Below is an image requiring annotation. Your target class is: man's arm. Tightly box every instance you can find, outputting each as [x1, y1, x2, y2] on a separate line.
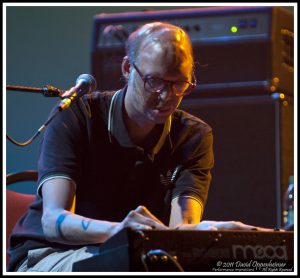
[169, 197, 282, 231]
[41, 178, 117, 244]
[169, 196, 203, 228]
[41, 178, 168, 245]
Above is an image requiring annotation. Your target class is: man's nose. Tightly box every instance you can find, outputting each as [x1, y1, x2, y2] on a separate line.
[158, 84, 176, 101]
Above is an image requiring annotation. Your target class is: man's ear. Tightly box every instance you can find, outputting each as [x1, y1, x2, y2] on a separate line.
[121, 56, 131, 79]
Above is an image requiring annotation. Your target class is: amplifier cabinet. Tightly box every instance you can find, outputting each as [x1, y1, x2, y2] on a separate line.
[91, 6, 293, 96]
[180, 94, 293, 227]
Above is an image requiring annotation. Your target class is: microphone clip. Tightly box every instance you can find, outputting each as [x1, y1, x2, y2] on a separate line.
[42, 85, 64, 98]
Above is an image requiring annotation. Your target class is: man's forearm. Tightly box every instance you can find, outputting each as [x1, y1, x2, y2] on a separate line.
[42, 209, 118, 245]
[169, 196, 203, 228]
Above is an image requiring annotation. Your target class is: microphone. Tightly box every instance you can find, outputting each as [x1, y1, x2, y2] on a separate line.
[7, 74, 97, 147]
[59, 74, 97, 110]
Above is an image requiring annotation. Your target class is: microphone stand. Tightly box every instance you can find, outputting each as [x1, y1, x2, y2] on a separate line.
[6, 84, 66, 146]
[6, 84, 64, 97]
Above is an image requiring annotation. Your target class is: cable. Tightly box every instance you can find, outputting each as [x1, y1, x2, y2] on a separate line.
[6, 84, 65, 146]
[140, 254, 149, 272]
[141, 249, 184, 272]
[6, 108, 61, 147]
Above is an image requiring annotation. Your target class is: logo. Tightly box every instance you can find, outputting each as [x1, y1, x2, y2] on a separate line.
[232, 245, 288, 260]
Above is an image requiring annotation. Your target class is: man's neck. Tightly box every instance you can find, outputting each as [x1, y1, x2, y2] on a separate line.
[123, 107, 155, 146]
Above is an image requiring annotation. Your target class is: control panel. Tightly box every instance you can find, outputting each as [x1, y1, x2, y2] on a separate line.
[95, 10, 271, 48]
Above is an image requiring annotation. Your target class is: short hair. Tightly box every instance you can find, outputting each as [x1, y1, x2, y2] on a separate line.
[125, 22, 194, 67]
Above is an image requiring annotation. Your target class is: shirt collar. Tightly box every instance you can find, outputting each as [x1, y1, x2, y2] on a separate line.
[108, 87, 172, 159]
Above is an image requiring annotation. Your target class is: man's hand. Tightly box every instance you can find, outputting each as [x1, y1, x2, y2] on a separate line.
[175, 220, 284, 231]
[110, 205, 169, 237]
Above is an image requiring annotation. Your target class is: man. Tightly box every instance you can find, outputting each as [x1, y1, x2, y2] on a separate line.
[7, 22, 264, 272]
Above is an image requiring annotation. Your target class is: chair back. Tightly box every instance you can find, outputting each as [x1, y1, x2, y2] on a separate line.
[6, 171, 37, 266]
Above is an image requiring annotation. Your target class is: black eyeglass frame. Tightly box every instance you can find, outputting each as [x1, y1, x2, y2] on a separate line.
[132, 62, 197, 97]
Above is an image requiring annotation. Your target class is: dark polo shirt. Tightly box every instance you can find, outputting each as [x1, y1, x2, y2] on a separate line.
[8, 87, 214, 271]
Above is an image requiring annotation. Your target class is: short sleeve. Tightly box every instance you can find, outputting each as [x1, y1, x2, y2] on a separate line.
[172, 129, 214, 208]
[37, 99, 88, 189]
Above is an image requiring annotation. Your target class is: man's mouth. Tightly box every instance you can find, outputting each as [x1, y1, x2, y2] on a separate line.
[153, 106, 173, 116]
[155, 106, 173, 113]
[156, 107, 171, 112]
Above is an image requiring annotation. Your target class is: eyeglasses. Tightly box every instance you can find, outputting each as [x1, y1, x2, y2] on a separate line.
[132, 62, 197, 97]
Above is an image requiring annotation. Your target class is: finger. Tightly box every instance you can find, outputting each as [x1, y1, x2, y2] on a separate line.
[196, 221, 218, 230]
[135, 205, 161, 222]
[132, 223, 152, 230]
[214, 221, 265, 230]
[213, 221, 246, 230]
[199, 220, 217, 226]
[197, 221, 239, 230]
[252, 226, 283, 232]
[135, 206, 167, 227]
[208, 226, 218, 231]
[174, 224, 197, 230]
[128, 209, 168, 230]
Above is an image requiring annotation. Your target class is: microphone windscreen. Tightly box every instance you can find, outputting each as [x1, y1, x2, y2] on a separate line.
[76, 74, 97, 92]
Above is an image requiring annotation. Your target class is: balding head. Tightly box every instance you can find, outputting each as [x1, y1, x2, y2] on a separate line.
[126, 22, 194, 74]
